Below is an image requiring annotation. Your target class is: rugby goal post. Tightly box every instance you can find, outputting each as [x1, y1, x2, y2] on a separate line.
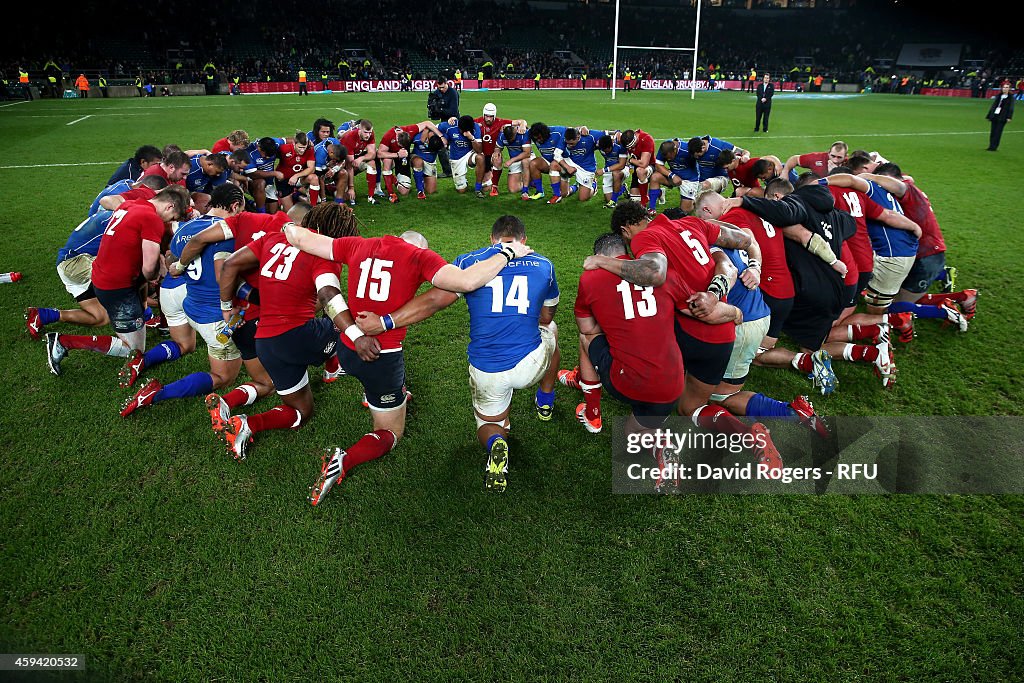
[611, 0, 702, 100]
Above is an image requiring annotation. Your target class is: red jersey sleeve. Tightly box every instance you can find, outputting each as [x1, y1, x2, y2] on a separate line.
[140, 211, 165, 244]
[797, 153, 818, 167]
[311, 255, 341, 282]
[630, 229, 664, 259]
[119, 187, 156, 203]
[330, 236, 363, 263]
[573, 274, 595, 319]
[417, 248, 449, 283]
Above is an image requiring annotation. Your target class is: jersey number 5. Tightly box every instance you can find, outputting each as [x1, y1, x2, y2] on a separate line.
[356, 258, 394, 302]
[260, 243, 300, 281]
[679, 230, 710, 265]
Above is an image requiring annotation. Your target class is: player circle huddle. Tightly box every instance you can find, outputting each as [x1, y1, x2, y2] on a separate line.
[25, 113, 978, 502]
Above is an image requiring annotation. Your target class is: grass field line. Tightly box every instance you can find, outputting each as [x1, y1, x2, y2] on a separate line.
[0, 99, 32, 108]
[66, 115, 93, 126]
[336, 107, 359, 116]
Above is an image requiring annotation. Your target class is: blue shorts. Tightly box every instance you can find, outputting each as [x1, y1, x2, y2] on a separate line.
[337, 344, 407, 411]
[901, 252, 946, 294]
[94, 285, 145, 333]
[589, 334, 675, 429]
[256, 317, 340, 395]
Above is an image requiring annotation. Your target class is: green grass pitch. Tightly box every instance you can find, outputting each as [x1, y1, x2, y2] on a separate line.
[0, 90, 1021, 680]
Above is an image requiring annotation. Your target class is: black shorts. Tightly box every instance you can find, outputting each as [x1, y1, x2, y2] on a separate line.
[902, 252, 946, 294]
[275, 179, 300, 199]
[783, 303, 836, 351]
[857, 270, 872, 297]
[844, 283, 858, 308]
[233, 316, 258, 361]
[589, 334, 675, 429]
[674, 322, 733, 387]
[75, 283, 97, 303]
[255, 318, 340, 396]
[94, 285, 145, 333]
[337, 344, 408, 411]
[761, 293, 793, 339]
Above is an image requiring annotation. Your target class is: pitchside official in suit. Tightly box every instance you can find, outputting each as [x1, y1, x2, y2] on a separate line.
[755, 73, 775, 133]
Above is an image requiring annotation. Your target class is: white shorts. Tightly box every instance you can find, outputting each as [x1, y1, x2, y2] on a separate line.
[723, 315, 771, 381]
[468, 323, 556, 417]
[414, 158, 436, 177]
[678, 179, 701, 201]
[264, 182, 279, 202]
[396, 173, 411, 190]
[56, 254, 94, 298]
[507, 160, 523, 175]
[159, 283, 189, 327]
[187, 314, 241, 361]
[450, 154, 476, 190]
[602, 166, 631, 194]
[868, 255, 916, 297]
[573, 168, 596, 192]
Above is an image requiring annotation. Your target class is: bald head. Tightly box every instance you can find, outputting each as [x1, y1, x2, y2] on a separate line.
[694, 189, 727, 220]
[400, 230, 429, 249]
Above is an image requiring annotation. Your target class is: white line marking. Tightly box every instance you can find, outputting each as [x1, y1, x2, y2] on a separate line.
[0, 100, 31, 108]
[336, 107, 359, 116]
[66, 115, 93, 126]
[0, 161, 119, 170]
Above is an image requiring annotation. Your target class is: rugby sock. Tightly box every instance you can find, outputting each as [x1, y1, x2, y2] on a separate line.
[918, 292, 968, 305]
[567, 184, 578, 197]
[532, 178, 544, 194]
[550, 173, 561, 197]
[536, 388, 555, 408]
[648, 188, 662, 210]
[638, 183, 649, 206]
[486, 433, 504, 453]
[153, 372, 213, 404]
[257, 207, 267, 214]
[58, 334, 131, 357]
[414, 170, 425, 193]
[746, 393, 793, 419]
[248, 404, 302, 433]
[383, 172, 395, 194]
[888, 302, 947, 319]
[848, 324, 881, 342]
[693, 405, 748, 435]
[611, 188, 623, 202]
[475, 181, 482, 192]
[491, 169, 502, 185]
[580, 381, 602, 421]
[791, 353, 814, 373]
[38, 308, 60, 325]
[343, 429, 397, 470]
[308, 185, 320, 205]
[366, 173, 378, 197]
[143, 306, 154, 321]
[142, 341, 181, 370]
[324, 355, 341, 374]
[841, 344, 879, 363]
[223, 383, 259, 409]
